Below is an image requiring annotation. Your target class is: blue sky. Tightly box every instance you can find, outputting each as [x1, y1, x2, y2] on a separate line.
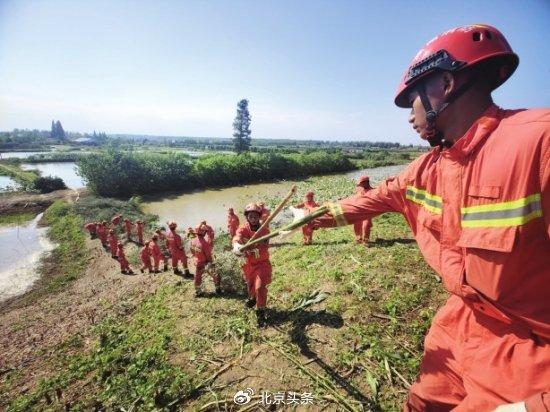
[0, 0, 548, 144]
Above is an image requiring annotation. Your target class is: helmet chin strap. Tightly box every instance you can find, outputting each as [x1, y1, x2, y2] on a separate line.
[417, 75, 477, 148]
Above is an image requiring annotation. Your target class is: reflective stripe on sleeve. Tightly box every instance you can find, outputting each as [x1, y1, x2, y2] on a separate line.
[405, 186, 442, 214]
[461, 193, 542, 228]
[327, 203, 348, 227]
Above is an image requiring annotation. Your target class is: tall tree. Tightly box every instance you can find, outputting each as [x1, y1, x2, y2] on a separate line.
[232, 99, 252, 154]
[55, 120, 66, 141]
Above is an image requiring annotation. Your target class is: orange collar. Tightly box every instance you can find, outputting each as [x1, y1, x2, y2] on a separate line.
[448, 104, 502, 157]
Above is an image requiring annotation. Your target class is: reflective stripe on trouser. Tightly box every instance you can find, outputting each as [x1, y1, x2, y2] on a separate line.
[461, 193, 542, 228]
[405, 186, 442, 214]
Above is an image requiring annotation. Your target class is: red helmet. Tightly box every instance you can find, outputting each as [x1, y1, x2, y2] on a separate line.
[395, 24, 518, 108]
[244, 202, 262, 216]
[356, 175, 370, 186]
[305, 191, 314, 199]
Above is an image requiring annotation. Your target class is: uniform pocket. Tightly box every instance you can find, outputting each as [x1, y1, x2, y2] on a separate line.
[456, 226, 517, 253]
[467, 185, 501, 199]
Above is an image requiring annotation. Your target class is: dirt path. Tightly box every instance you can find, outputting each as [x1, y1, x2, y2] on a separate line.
[0, 237, 175, 404]
[0, 188, 86, 215]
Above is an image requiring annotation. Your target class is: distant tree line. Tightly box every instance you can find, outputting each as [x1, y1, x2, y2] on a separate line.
[77, 150, 355, 197]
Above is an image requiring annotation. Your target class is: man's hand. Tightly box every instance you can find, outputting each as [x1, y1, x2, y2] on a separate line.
[493, 401, 527, 412]
[232, 242, 244, 256]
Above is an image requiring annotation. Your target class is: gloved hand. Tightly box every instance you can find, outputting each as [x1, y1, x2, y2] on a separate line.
[232, 242, 244, 256]
[493, 402, 527, 412]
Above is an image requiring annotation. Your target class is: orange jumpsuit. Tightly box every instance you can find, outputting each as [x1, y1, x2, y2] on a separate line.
[233, 223, 272, 308]
[148, 239, 166, 271]
[107, 232, 119, 258]
[117, 245, 130, 272]
[139, 243, 152, 272]
[111, 215, 122, 227]
[136, 221, 145, 245]
[166, 229, 188, 271]
[204, 224, 215, 246]
[96, 223, 108, 247]
[84, 222, 96, 239]
[315, 106, 550, 411]
[227, 212, 240, 238]
[295, 200, 319, 244]
[353, 186, 373, 244]
[124, 220, 134, 239]
[190, 235, 218, 288]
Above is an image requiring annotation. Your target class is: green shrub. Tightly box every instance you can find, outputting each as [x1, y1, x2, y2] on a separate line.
[78, 150, 354, 197]
[33, 176, 67, 193]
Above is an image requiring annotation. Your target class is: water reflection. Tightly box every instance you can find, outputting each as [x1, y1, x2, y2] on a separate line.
[0, 214, 55, 301]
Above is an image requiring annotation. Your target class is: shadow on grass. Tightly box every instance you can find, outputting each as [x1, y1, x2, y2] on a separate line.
[370, 237, 416, 247]
[267, 308, 376, 410]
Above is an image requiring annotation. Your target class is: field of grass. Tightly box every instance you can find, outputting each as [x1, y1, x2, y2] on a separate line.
[0, 212, 35, 226]
[4, 174, 447, 411]
[0, 161, 39, 189]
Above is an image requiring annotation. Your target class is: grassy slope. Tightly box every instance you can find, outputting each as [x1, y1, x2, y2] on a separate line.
[0, 161, 39, 187]
[6, 175, 447, 411]
[0, 212, 35, 226]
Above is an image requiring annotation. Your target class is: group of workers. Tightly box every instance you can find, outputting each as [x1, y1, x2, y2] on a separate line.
[80, 23, 548, 410]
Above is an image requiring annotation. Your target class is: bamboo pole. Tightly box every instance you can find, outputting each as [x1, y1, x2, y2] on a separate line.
[241, 185, 297, 248]
[240, 205, 329, 251]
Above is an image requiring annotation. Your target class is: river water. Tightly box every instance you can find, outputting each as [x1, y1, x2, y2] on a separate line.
[0, 214, 55, 302]
[0, 175, 20, 192]
[0, 151, 50, 159]
[142, 164, 407, 232]
[21, 162, 85, 189]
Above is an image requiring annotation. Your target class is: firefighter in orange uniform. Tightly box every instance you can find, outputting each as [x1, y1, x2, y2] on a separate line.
[190, 223, 220, 297]
[149, 234, 168, 273]
[312, 24, 550, 411]
[107, 229, 119, 259]
[96, 221, 108, 249]
[232, 203, 272, 328]
[294, 191, 319, 245]
[124, 218, 134, 241]
[111, 214, 122, 228]
[227, 208, 240, 238]
[166, 221, 191, 278]
[353, 175, 373, 245]
[200, 220, 215, 246]
[135, 220, 145, 245]
[116, 242, 133, 275]
[84, 222, 97, 239]
[139, 241, 153, 274]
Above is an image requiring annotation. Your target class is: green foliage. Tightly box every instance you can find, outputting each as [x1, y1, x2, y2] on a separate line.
[0, 161, 39, 190]
[78, 150, 354, 197]
[0, 212, 35, 226]
[33, 176, 67, 193]
[9, 288, 194, 411]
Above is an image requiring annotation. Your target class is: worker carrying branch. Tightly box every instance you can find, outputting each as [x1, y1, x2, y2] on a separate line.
[233, 203, 272, 328]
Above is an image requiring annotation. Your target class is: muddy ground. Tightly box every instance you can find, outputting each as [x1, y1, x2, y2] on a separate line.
[0, 188, 85, 216]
